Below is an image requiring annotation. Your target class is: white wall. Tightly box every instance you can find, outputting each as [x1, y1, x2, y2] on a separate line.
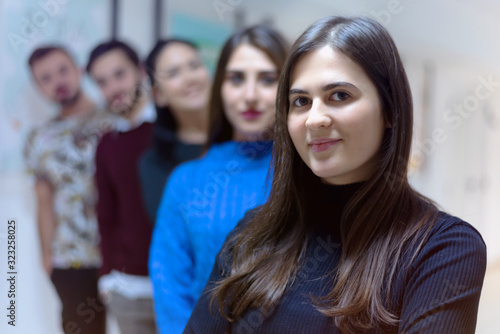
[117, 0, 155, 59]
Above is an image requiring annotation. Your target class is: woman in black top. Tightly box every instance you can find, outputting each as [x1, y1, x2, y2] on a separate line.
[184, 16, 487, 333]
[139, 39, 211, 222]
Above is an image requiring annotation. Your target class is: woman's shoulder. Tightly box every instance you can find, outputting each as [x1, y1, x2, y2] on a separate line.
[410, 211, 487, 271]
[170, 141, 269, 178]
[233, 206, 262, 231]
[206, 140, 273, 159]
[429, 211, 486, 246]
[168, 158, 201, 180]
[164, 149, 219, 186]
[204, 141, 239, 158]
[215, 206, 263, 271]
[218, 207, 262, 248]
[171, 142, 234, 169]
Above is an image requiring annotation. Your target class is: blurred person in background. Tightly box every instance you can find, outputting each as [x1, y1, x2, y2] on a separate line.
[87, 40, 156, 334]
[149, 25, 289, 334]
[185, 16, 487, 333]
[139, 39, 211, 223]
[24, 45, 108, 334]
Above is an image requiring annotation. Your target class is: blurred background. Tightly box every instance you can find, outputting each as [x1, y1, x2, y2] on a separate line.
[0, 0, 499, 333]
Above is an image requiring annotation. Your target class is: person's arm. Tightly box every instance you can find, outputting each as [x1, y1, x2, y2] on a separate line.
[34, 179, 57, 276]
[94, 139, 118, 277]
[182, 246, 232, 334]
[138, 150, 166, 224]
[149, 166, 199, 334]
[399, 219, 487, 333]
[183, 209, 259, 333]
[24, 129, 57, 276]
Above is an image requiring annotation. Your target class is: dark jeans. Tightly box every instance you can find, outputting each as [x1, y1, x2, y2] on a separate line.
[51, 268, 106, 334]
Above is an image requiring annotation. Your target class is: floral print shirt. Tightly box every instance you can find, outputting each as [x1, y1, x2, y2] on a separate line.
[24, 110, 116, 269]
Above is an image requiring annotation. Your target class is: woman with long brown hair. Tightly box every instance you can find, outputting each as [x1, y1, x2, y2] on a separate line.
[149, 25, 288, 333]
[184, 16, 487, 333]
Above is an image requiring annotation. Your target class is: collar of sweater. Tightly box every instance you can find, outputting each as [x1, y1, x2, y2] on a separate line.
[208, 140, 274, 160]
[305, 180, 364, 237]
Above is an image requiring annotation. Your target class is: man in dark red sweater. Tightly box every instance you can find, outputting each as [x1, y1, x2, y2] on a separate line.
[87, 41, 156, 334]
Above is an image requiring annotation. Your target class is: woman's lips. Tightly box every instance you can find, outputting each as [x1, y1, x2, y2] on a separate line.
[309, 139, 341, 153]
[241, 109, 262, 120]
[184, 86, 203, 97]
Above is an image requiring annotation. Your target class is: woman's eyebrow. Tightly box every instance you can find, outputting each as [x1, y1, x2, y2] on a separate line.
[322, 81, 357, 92]
[288, 88, 308, 96]
[258, 70, 278, 75]
[289, 82, 358, 97]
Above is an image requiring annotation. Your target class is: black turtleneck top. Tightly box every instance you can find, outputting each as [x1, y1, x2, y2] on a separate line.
[184, 182, 487, 333]
[138, 125, 203, 223]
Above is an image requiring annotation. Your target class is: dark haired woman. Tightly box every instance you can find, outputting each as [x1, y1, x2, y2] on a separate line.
[185, 16, 487, 333]
[139, 39, 211, 222]
[149, 25, 289, 333]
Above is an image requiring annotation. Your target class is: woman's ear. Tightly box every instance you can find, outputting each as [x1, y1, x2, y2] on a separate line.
[153, 85, 168, 107]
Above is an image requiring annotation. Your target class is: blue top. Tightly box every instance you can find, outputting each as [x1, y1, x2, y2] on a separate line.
[149, 140, 273, 334]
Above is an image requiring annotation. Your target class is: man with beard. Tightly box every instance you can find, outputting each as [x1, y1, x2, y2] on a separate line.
[24, 46, 108, 334]
[86, 40, 156, 334]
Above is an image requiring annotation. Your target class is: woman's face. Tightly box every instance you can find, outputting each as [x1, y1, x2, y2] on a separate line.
[221, 44, 279, 141]
[287, 46, 386, 185]
[154, 43, 210, 113]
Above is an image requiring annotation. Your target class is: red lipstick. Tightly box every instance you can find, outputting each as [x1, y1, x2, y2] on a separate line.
[241, 109, 262, 120]
[309, 138, 341, 153]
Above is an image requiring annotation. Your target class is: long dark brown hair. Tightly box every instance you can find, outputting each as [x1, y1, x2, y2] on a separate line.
[212, 16, 439, 332]
[206, 25, 289, 146]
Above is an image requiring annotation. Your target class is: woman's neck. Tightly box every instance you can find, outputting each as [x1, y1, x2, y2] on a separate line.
[175, 108, 208, 144]
[305, 180, 365, 235]
[233, 127, 273, 142]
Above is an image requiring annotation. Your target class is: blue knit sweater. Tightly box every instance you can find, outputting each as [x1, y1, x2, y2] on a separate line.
[149, 140, 273, 334]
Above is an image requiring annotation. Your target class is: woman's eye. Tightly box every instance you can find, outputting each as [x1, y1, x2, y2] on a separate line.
[166, 69, 179, 78]
[292, 97, 310, 107]
[190, 61, 202, 70]
[260, 74, 278, 85]
[331, 91, 350, 101]
[116, 71, 125, 79]
[227, 73, 244, 85]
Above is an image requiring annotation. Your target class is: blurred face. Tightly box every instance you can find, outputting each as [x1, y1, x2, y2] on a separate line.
[288, 46, 386, 185]
[90, 49, 142, 116]
[154, 43, 210, 113]
[31, 50, 81, 106]
[221, 44, 278, 141]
